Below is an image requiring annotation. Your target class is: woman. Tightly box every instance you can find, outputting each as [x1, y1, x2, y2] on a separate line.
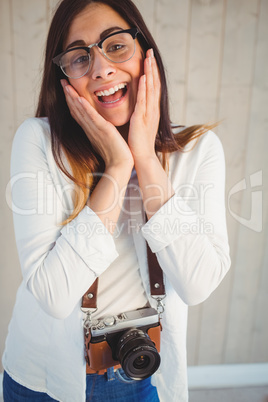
[2, 0, 231, 401]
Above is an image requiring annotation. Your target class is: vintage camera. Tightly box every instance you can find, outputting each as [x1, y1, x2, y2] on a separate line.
[86, 307, 161, 380]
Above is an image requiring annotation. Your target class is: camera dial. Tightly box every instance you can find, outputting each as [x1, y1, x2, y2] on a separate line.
[103, 316, 115, 326]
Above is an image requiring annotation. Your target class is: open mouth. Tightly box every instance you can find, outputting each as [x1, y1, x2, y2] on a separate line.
[95, 83, 128, 104]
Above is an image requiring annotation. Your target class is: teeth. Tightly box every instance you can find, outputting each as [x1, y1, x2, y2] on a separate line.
[96, 83, 127, 97]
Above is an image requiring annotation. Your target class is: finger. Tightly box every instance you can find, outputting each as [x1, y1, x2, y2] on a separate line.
[145, 50, 153, 91]
[61, 80, 79, 101]
[63, 90, 81, 122]
[61, 80, 78, 109]
[76, 96, 110, 129]
[133, 74, 146, 116]
[60, 79, 69, 89]
[144, 50, 156, 115]
[152, 52, 161, 92]
[61, 83, 99, 125]
[60, 82, 93, 126]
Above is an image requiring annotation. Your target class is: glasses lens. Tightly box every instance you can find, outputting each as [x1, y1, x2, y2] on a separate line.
[102, 32, 135, 63]
[60, 49, 89, 79]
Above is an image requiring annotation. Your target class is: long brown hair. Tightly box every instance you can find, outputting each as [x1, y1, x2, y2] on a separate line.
[36, 0, 216, 223]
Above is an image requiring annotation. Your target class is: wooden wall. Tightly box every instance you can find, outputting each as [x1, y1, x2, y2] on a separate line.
[0, 0, 267, 370]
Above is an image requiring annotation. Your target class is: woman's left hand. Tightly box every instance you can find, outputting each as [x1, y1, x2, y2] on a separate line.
[128, 48, 161, 162]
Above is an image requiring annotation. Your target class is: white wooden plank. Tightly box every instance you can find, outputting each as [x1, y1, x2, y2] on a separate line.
[185, 0, 225, 125]
[154, 0, 191, 123]
[0, 0, 16, 135]
[11, 0, 47, 127]
[228, 0, 268, 363]
[217, 0, 261, 169]
[133, 0, 156, 34]
[49, 0, 60, 13]
[217, 0, 261, 173]
[251, 229, 268, 362]
[215, 0, 259, 365]
[222, 0, 266, 364]
[197, 273, 232, 365]
[0, 0, 22, 373]
[187, 304, 203, 365]
[188, 363, 268, 389]
[48, 0, 60, 24]
[184, 0, 230, 366]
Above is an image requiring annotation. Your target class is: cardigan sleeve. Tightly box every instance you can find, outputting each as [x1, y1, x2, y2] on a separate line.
[10, 118, 118, 319]
[141, 131, 231, 306]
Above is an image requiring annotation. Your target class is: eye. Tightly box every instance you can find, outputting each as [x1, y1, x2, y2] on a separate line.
[106, 43, 126, 53]
[73, 54, 89, 65]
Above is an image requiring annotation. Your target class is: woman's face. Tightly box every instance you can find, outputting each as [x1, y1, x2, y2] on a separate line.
[64, 3, 144, 127]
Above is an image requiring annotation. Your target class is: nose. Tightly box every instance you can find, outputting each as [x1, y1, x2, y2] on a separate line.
[90, 47, 116, 80]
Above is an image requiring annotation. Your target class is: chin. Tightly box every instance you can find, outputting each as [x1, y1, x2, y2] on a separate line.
[101, 111, 132, 128]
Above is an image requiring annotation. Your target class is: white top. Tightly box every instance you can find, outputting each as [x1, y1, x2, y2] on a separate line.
[2, 117, 231, 402]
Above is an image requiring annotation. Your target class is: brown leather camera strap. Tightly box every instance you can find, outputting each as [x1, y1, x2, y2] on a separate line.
[82, 277, 99, 310]
[146, 242, 165, 297]
[82, 242, 165, 309]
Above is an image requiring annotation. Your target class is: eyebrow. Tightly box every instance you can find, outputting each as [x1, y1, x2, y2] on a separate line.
[65, 26, 125, 51]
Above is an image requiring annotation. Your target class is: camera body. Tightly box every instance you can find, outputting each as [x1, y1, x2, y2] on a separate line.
[86, 307, 161, 380]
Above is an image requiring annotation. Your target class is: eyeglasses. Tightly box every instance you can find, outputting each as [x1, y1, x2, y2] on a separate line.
[52, 28, 139, 79]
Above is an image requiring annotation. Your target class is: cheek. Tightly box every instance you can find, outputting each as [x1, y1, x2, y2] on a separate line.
[130, 54, 144, 96]
[131, 76, 140, 100]
[134, 51, 145, 76]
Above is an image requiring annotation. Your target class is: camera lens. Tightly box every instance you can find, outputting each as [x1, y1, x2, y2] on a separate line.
[133, 355, 150, 369]
[115, 328, 160, 380]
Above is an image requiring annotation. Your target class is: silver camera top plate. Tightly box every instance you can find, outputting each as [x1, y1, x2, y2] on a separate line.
[90, 307, 159, 337]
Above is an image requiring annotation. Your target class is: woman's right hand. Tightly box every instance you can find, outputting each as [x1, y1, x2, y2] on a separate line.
[61, 79, 134, 170]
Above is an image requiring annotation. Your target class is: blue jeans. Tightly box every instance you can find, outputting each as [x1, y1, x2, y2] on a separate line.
[3, 369, 159, 401]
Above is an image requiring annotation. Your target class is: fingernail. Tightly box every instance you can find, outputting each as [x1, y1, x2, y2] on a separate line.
[150, 48, 154, 58]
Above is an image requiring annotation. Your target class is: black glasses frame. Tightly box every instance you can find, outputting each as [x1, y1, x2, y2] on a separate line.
[52, 28, 139, 74]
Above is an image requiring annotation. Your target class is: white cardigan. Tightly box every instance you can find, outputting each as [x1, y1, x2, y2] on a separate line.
[2, 117, 231, 402]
